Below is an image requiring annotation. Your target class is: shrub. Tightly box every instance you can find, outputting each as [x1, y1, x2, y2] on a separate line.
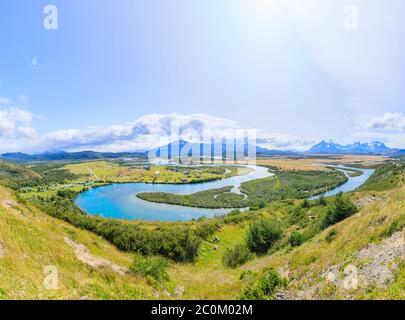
[222, 243, 251, 268]
[130, 256, 169, 283]
[258, 201, 266, 209]
[239, 268, 287, 300]
[35, 193, 200, 262]
[289, 206, 305, 225]
[195, 222, 217, 240]
[380, 215, 405, 238]
[317, 195, 327, 206]
[288, 231, 304, 247]
[246, 219, 282, 254]
[321, 192, 358, 229]
[301, 199, 310, 208]
[325, 229, 338, 243]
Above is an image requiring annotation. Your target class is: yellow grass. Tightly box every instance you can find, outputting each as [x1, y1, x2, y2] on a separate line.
[0, 186, 155, 300]
[256, 155, 387, 171]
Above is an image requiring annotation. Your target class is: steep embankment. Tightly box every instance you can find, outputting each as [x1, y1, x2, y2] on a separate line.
[243, 186, 405, 299]
[0, 186, 155, 299]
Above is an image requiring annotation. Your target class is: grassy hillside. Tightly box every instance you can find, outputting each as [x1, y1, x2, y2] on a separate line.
[241, 185, 405, 299]
[0, 186, 155, 299]
[0, 160, 42, 189]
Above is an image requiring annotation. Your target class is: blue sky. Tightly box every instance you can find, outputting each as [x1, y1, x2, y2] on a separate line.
[0, 0, 404, 152]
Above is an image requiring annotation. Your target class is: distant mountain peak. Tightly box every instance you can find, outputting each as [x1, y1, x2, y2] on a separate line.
[307, 140, 391, 155]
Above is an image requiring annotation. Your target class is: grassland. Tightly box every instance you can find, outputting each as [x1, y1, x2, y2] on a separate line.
[256, 155, 387, 171]
[63, 161, 246, 184]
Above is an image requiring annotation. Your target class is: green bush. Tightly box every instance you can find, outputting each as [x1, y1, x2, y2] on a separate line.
[288, 231, 304, 247]
[222, 243, 251, 268]
[321, 192, 358, 229]
[195, 222, 217, 240]
[239, 268, 287, 300]
[130, 256, 169, 283]
[258, 201, 266, 209]
[246, 220, 282, 254]
[301, 199, 310, 208]
[317, 195, 327, 206]
[325, 229, 338, 243]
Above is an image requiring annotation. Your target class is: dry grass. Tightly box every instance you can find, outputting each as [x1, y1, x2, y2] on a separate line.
[0, 186, 155, 300]
[256, 155, 387, 171]
[242, 185, 405, 299]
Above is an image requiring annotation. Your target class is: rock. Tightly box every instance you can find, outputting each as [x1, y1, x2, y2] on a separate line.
[213, 236, 219, 242]
[213, 245, 218, 251]
[174, 285, 185, 297]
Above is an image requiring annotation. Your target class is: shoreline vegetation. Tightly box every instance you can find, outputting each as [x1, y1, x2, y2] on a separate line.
[137, 169, 348, 209]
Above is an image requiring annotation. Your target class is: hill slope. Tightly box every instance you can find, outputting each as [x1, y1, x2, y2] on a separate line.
[242, 185, 405, 299]
[0, 186, 155, 299]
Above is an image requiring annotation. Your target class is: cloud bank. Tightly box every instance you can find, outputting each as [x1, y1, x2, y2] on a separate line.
[365, 113, 405, 132]
[0, 109, 315, 153]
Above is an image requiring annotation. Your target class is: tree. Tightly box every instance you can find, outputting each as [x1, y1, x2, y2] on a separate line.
[322, 192, 358, 228]
[246, 220, 282, 254]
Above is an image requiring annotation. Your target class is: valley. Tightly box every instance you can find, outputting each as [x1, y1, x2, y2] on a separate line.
[0, 154, 403, 299]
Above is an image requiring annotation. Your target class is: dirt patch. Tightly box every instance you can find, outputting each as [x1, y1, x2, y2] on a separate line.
[64, 237, 127, 275]
[1, 200, 15, 209]
[0, 241, 5, 258]
[354, 195, 376, 208]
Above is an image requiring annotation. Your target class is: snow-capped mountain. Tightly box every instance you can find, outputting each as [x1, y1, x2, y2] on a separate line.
[307, 140, 391, 154]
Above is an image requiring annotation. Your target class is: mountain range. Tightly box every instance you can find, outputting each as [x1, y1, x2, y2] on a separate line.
[0, 140, 403, 163]
[306, 140, 392, 155]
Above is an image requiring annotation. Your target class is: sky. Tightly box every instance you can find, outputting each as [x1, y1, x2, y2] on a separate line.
[0, 0, 404, 153]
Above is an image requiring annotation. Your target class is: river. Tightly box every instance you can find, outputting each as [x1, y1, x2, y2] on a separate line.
[75, 165, 374, 222]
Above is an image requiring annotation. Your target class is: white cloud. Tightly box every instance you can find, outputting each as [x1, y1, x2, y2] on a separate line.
[256, 132, 316, 151]
[34, 113, 241, 152]
[365, 112, 405, 132]
[0, 112, 316, 153]
[0, 107, 36, 138]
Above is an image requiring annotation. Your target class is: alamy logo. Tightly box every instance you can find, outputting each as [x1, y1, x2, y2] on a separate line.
[147, 122, 257, 165]
[344, 5, 359, 30]
[43, 5, 58, 30]
[43, 265, 58, 290]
